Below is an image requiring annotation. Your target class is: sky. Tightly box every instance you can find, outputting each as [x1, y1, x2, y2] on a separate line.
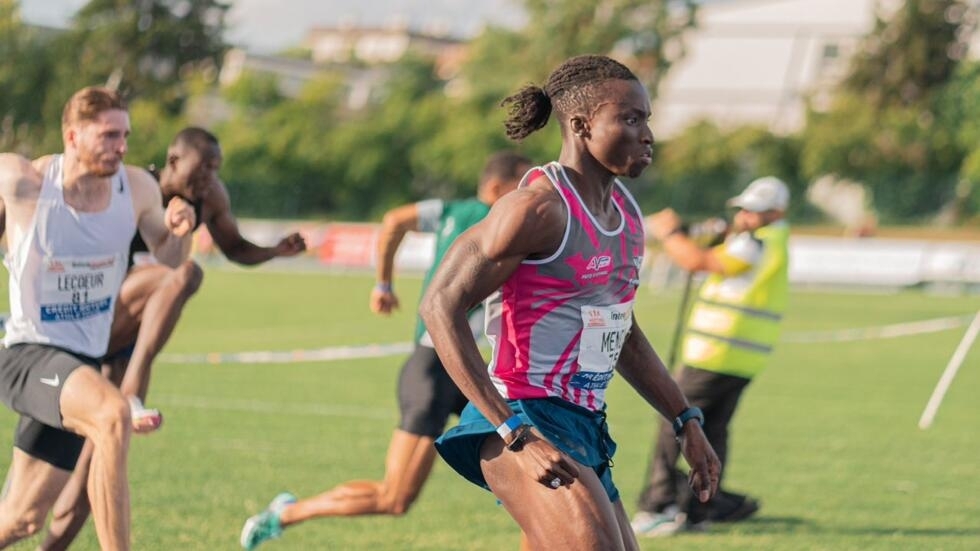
[18, 0, 529, 53]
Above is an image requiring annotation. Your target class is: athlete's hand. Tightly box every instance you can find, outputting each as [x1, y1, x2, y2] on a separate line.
[165, 197, 196, 237]
[647, 208, 682, 241]
[512, 430, 580, 490]
[679, 423, 720, 503]
[274, 232, 307, 257]
[370, 286, 399, 315]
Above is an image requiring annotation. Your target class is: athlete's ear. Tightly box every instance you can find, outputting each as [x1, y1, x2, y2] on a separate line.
[63, 127, 78, 150]
[569, 115, 590, 139]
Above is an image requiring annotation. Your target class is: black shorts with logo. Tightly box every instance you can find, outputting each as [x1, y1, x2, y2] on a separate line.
[0, 343, 98, 470]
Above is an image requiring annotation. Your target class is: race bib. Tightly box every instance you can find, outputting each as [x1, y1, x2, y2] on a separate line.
[573, 302, 633, 390]
[40, 255, 122, 322]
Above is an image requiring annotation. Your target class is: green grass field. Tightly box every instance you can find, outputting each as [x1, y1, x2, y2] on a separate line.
[1, 268, 978, 550]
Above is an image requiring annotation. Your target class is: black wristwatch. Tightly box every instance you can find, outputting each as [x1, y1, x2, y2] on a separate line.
[672, 406, 704, 437]
[504, 424, 532, 452]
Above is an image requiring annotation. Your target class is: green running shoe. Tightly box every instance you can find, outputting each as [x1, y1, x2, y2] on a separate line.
[240, 492, 297, 550]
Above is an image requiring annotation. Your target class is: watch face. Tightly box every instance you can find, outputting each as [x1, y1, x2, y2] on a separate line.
[507, 425, 530, 452]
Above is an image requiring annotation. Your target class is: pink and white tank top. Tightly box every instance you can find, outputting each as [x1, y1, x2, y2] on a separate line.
[4, 155, 136, 358]
[484, 162, 646, 411]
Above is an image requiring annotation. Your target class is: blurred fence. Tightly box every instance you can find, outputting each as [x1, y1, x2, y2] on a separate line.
[213, 220, 980, 293]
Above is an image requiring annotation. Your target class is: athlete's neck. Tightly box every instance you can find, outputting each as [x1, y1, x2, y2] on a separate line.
[60, 154, 113, 212]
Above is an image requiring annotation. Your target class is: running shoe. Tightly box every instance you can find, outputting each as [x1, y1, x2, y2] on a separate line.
[631, 505, 687, 537]
[240, 492, 297, 550]
[129, 396, 163, 434]
[709, 491, 760, 523]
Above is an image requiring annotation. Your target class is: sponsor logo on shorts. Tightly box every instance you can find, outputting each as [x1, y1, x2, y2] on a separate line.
[40, 374, 60, 387]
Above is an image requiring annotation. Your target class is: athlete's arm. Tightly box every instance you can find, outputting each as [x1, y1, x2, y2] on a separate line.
[648, 208, 728, 273]
[419, 178, 580, 486]
[0, 154, 43, 250]
[204, 181, 306, 266]
[615, 318, 720, 502]
[370, 202, 424, 315]
[130, 166, 195, 267]
[0, 155, 22, 239]
[0, 154, 32, 203]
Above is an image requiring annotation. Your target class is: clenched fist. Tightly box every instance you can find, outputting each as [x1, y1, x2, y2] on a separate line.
[165, 196, 196, 237]
[274, 232, 307, 257]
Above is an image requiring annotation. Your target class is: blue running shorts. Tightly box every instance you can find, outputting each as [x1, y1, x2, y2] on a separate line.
[435, 397, 620, 501]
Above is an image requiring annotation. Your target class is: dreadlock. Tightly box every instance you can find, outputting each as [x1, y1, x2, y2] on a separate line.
[500, 55, 638, 141]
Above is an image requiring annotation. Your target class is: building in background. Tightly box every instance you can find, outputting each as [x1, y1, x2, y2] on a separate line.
[218, 21, 464, 110]
[652, 0, 901, 137]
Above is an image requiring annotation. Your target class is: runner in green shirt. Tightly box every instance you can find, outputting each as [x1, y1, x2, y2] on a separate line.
[241, 151, 531, 550]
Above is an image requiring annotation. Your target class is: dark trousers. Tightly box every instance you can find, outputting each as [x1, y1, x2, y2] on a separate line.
[635, 365, 751, 521]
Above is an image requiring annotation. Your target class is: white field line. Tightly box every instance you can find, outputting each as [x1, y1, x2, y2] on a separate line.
[0, 312, 972, 366]
[918, 310, 980, 430]
[781, 314, 976, 344]
[151, 393, 395, 420]
[159, 342, 413, 365]
[153, 314, 979, 365]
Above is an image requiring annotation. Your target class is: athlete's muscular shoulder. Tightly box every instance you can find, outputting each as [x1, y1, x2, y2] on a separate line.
[0, 153, 43, 202]
[479, 177, 565, 261]
[124, 165, 164, 217]
[200, 178, 232, 225]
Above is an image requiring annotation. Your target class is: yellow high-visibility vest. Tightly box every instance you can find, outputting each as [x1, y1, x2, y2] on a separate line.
[681, 221, 789, 378]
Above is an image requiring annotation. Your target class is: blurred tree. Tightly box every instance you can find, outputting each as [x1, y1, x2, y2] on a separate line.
[126, 98, 186, 169]
[218, 73, 345, 217]
[221, 70, 283, 111]
[48, 0, 229, 113]
[521, 0, 697, 99]
[843, 0, 976, 110]
[326, 57, 450, 218]
[937, 60, 980, 220]
[801, 0, 977, 222]
[650, 121, 805, 220]
[0, 0, 55, 154]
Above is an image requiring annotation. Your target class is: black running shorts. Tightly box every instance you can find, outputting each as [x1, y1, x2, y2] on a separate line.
[0, 343, 98, 470]
[14, 416, 85, 471]
[397, 345, 468, 438]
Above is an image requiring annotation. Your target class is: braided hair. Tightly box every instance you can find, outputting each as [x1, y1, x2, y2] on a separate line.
[501, 55, 639, 141]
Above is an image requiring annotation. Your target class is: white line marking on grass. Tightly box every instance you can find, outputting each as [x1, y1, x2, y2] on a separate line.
[152, 394, 395, 420]
[160, 342, 413, 365]
[782, 314, 976, 343]
[153, 314, 979, 365]
[918, 310, 980, 430]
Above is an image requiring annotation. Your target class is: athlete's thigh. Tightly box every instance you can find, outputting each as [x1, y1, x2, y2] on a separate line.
[58, 364, 127, 437]
[480, 437, 625, 551]
[114, 264, 173, 320]
[0, 448, 71, 521]
[108, 265, 173, 350]
[611, 498, 641, 551]
[0, 344, 96, 430]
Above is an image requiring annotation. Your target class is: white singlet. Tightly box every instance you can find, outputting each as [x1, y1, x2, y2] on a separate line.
[3, 155, 136, 358]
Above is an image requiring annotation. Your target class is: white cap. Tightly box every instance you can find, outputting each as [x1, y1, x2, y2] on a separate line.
[727, 176, 790, 212]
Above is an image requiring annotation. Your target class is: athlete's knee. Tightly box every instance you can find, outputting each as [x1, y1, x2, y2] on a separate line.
[173, 260, 204, 297]
[377, 488, 419, 516]
[88, 393, 131, 444]
[0, 502, 48, 540]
